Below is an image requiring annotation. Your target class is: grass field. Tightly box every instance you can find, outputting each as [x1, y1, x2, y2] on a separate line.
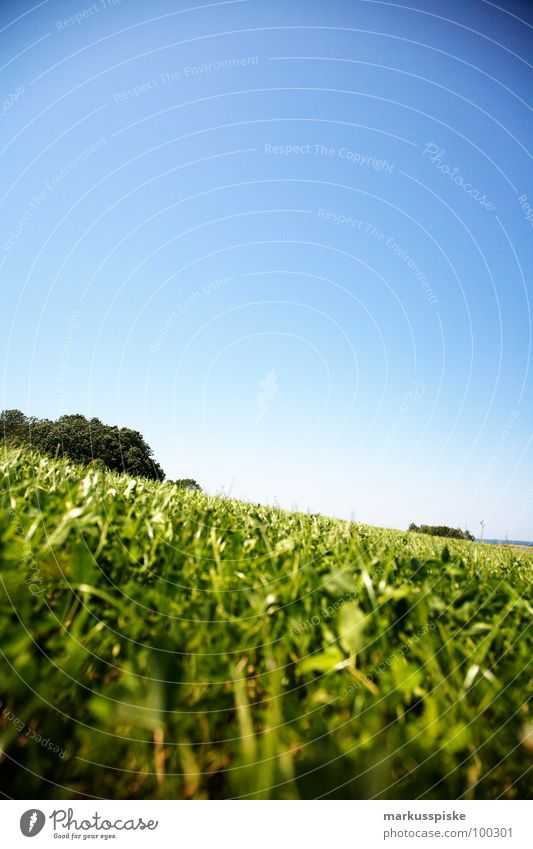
[1, 447, 532, 799]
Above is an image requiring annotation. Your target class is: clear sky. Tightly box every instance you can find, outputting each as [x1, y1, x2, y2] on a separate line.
[1, 0, 532, 539]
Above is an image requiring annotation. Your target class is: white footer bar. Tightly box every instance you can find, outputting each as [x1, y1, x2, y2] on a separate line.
[2, 799, 531, 848]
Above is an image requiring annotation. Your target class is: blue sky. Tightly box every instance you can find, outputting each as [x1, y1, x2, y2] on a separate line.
[1, 0, 532, 538]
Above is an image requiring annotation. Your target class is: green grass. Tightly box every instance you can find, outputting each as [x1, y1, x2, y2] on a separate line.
[1, 447, 532, 799]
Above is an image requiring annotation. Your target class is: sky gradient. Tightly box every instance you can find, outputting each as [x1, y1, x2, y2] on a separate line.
[1, 0, 532, 539]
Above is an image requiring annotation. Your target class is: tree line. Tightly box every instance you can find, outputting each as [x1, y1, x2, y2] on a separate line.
[408, 523, 475, 542]
[1, 409, 199, 489]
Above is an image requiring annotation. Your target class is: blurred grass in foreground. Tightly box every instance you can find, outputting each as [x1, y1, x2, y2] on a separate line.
[1, 447, 532, 799]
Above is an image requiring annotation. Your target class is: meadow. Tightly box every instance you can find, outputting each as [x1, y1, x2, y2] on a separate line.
[0, 447, 531, 799]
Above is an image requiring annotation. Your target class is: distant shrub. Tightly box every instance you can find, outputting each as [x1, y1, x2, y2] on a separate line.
[175, 478, 202, 491]
[408, 523, 475, 542]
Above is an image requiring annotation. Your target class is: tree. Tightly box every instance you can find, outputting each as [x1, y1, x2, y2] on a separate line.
[175, 479, 201, 491]
[0, 409, 30, 443]
[0, 409, 165, 480]
[117, 427, 165, 480]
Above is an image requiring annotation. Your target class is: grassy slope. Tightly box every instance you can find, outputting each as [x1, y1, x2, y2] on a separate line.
[0, 447, 532, 799]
